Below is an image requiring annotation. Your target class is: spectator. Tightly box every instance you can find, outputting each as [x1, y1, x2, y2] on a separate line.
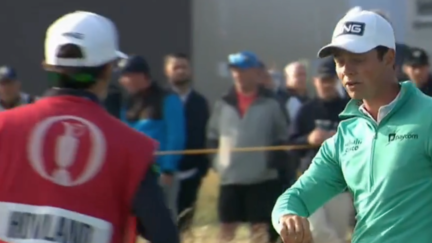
[119, 55, 186, 218]
[283, 62, 310, 126]
[207, 51, 290, 243]
[290, 57, 351, 243]
[269, 69, 284, 93]
[255, 63, 294, 243]
[259, 66, 297, 185]
[395, 43, 411, 81]
[0, 66, 36, 111]
[103, 82, 123, 118]
[259, 64, 288, 106]
[257, 62, 275, 90]
[165, 52, 211, 232]
[403, 47, 432, 96]
[102, 60, 129, 119]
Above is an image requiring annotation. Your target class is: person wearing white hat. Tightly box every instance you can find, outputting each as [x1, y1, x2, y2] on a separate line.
[273, 9, 432, 243]
[0, 11, 179, 243]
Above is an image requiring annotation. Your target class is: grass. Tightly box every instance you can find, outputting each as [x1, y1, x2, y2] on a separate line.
[187, 171, 251, 243]
[137, 171, 251, 243]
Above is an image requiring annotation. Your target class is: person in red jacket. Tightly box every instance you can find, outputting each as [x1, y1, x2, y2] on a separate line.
[0, 11, 179, 243]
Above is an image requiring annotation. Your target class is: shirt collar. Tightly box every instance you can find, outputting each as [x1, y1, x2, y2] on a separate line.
[359, 90, 401, 123]
[172, 88, 192, 103]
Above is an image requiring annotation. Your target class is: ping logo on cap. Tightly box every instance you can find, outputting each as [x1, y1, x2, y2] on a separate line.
[339, 21, 365, 36]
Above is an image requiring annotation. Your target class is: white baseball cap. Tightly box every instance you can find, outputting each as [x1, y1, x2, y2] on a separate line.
[44, 11, 127, 67]
[317, 10, 395, 58]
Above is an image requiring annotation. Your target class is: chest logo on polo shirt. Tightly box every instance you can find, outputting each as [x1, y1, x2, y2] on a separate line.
[388, 133, 419, 142]
[27, 115, 106, 186]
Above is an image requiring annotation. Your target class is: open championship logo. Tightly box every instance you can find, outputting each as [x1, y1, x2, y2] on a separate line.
[27, 115, 106, 187]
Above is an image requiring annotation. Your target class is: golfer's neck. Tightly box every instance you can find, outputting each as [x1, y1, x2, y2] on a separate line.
[362, 82, 400, 120]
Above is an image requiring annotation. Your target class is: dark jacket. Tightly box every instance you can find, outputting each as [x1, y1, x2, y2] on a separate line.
[417, 75, 432, 97]
[290, 97, 349, 172]
[103, 83, 122, 118]
[178, 89, 211, 177]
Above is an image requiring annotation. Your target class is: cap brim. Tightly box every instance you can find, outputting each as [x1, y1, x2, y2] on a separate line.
[228, 64, 249, 69]
[116, 51, 128, 59]
[404, 61, 429, 67]
[317, 38, 376, 58]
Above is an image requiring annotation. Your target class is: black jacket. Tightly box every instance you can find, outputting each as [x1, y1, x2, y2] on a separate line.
[178, 89, 210, 177]
[418, 75, 432, 97]
[103, 83, 123, 119]
[290, 97, 349, 171]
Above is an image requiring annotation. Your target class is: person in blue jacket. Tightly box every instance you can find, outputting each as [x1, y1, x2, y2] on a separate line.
[118, 55, 185, 217]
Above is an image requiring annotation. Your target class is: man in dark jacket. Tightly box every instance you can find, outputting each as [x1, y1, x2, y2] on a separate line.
[0, 66, 36, 111]
[395, 43, 411, 82]
[290, 58, 348, 171]
[164, 52, 210, 232]
[103, 82, 123, 118]
[403, 47, 432, 97]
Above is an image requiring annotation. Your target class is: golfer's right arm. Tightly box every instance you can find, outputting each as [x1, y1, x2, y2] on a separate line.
[271, 136, 347, 233]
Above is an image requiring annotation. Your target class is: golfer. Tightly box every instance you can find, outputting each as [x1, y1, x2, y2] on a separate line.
[272, 10, 432, 243]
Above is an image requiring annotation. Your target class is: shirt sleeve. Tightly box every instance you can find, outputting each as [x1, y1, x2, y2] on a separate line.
[271, 135, 347, 233]
[160, 94, 186, 173]
[132, 166, 180, 243]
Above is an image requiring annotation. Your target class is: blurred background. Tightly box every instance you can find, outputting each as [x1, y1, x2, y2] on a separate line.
[0, 0, 430, 102]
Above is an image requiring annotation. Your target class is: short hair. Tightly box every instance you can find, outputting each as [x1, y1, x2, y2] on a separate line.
[164, 52, 190, 66]
[375, 46, 390, 60]
[43, 44, 109, 89]
[284, 61, 305, 74]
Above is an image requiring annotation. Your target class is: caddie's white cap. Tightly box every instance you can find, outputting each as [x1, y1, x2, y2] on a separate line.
[317, 10, 395, 58]
[44, 11, 127, 67]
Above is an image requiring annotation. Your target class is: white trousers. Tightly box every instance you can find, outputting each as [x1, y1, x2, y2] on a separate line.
[308, 192, 353, 243]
